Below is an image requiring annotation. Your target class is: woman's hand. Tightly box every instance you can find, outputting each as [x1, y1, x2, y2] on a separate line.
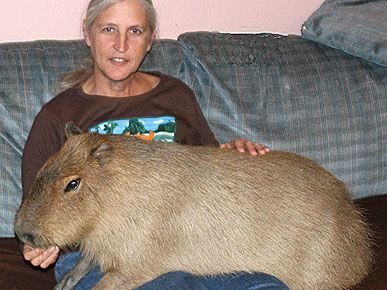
[21, 244, 60, 268]
[220, 138, 270, 156]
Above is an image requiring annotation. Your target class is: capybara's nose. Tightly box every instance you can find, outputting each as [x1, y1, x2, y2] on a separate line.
[20, 233, 37, 245]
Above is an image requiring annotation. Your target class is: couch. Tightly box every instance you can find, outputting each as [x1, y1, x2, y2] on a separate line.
[1, 1, 386, 289]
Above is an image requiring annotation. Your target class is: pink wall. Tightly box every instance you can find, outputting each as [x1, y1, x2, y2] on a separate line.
[0, 0, 324, 43]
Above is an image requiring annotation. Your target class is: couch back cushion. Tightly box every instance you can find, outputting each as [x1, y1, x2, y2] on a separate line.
[178, 32, 386, 200]
[302, 0, 387, 67]
[0, 39, 184, 237]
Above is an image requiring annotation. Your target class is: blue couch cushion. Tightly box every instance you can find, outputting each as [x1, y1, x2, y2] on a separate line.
[178, 32, 387, 200]
[0, 39, 184, 237]
[302, 0, 387, 67]
[0, 40, 90, 237]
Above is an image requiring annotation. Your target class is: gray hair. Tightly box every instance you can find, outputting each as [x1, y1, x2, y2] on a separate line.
[56, 0, 157, 93]
[85, 0, 157, 33]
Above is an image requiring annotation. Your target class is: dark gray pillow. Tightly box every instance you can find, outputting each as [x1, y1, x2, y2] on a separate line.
[302, 0, 387, 67]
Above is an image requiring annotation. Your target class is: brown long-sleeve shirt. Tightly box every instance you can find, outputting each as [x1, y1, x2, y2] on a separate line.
[22, 72, 218, 196]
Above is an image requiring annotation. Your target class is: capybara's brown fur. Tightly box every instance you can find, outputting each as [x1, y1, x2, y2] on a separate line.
[15, 123, 373, 290]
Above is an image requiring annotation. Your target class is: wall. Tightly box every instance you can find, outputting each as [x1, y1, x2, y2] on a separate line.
[0, 0, 324, 43]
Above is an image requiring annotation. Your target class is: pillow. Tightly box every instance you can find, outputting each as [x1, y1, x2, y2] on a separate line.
[302, 0, 387, 67]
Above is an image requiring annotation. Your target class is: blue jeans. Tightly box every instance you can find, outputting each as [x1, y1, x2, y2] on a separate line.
[55, 252, 289, 290]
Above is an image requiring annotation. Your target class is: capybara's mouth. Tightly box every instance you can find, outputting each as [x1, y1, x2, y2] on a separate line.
[16, 230, 55, 250]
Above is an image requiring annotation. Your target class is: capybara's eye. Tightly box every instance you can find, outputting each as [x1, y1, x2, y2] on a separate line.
[65, 178, 81, 192]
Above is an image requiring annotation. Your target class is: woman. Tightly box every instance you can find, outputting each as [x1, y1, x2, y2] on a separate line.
[21, 0, 286, 289]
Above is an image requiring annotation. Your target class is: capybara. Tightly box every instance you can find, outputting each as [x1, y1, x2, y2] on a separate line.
[15, 122, 373, 290]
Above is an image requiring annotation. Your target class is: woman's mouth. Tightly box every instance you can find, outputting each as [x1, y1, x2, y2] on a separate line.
[111, 57, 128, 63]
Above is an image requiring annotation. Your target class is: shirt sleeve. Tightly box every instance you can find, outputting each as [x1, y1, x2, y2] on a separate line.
[181, 94, 219, 147]
[21, 108, 66, 198]
[170, 84, 219, 147]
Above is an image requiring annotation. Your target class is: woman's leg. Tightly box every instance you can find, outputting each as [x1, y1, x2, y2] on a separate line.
[55, 252, 102, 290]
[56, 252, 289, 290]
[139, 271, 289, 290]
[203, 272, 289, 290]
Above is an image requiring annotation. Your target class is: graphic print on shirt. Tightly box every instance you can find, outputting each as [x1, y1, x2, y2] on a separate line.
[89, 116, 176, 142]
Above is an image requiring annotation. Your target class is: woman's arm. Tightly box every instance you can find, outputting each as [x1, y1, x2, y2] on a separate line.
[22, 109, 65, 196]
[21, 108, 65, 268]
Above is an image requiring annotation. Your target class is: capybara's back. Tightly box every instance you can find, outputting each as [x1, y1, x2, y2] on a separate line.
[15, 128, 373, 290]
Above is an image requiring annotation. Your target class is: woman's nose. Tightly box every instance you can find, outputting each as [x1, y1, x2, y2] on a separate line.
[113, 33, 128, 52]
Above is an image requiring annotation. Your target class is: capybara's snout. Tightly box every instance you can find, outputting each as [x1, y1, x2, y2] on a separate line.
[17, 231, 39, 247]
[15, 207, 47, 248]
[15, 217, 35, 246]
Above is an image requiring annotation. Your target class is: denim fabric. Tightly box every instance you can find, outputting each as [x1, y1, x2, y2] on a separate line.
[55, 252, 289, 290]
[302, 0, 387, 67]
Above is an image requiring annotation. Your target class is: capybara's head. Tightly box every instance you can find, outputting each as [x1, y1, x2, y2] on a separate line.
[15, 122, 115, 249]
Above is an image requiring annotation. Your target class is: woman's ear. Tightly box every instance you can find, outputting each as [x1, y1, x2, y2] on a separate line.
[83, 19, 92, 47]
[146, 31, 156, 52]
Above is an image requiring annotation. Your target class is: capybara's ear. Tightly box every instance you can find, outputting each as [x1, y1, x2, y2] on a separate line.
[90, 142, 113, 166]
[65, 122, 83, 138]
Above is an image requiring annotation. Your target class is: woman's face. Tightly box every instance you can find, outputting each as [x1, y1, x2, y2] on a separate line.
[84, 0, 155, 84]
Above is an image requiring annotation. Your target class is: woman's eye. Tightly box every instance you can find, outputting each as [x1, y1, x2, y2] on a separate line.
[102, 27, 114, 33]
[131, 28, 142, 35]
[65, 179, 81, 192]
